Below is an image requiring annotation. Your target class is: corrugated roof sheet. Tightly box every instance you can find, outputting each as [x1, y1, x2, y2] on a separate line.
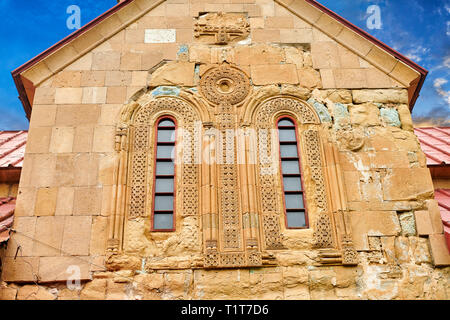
[414, 127, 450, 166]
[0, 131, 27, 168]
[0, 197, 15, 242]
[435, 189, 450, 252]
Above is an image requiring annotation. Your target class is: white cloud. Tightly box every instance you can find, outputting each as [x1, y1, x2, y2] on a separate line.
[434, 78, 448, 87]
[405, 46, 430, 62]
[434, 78, 450, 106]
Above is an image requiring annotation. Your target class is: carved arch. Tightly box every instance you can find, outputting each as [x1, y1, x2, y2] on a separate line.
[246, 96, 331, 249]
[247, 95, 358, 265]
[107, 95, 209, 255]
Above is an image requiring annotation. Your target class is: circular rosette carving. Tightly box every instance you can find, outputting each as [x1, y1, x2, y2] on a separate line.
[200, 65, 250, 105]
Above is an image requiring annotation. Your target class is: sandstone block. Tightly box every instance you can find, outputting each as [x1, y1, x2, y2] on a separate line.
[33, 88, 55, 105]
[49, 127, 74, 153]
[251, 29, 280, 43]
[280, 29, 313, 43]
[14, 187, 36, 217]
[55, 88, 83, 104]
[35, 187, 58, 216]
[149, 61, 195, 87]
[429, 234, 450, 267]
[235, 45, 284, 66]
[0, 286, 17, 300]
[382, 168, 434, 201]
[120, 52, 142, 70]
[397, 104, 414, 132]
[2, 257, 39, 282]
[334, 69, 367, 89]
[16, 285, 56, 300]
[32, 216, 65, 256]
[311, 42, 340, 69]
[92, 51, 121, 71]
[80, 279, 107, 300]
[52, 71, 82, 88]
[319, 69, 335, 89]
[131, 71, 148, 87]
[55, 187, 74, 216]
[56, 104, 100, 126]
[73, 126, 94, 152]
[38, 256, 91, 282]
[351, 211, 401, 250]
[425, 199, 444, 234]
[298, 68, 321, 89]
[352, 89, 409, 104]
[349, 102, 380, 127]
[93, 126, 116, 153]
[29, 105, 57, 128]
[80, 71, 105, 87]
[106, 87, 127, 104]
[73, 187, 102, 216]
[26, 127, 52, 154]
[82, 87, 107, 104]
[251, 64, 299, 85]
[366, 68, 394, 88]
[61, 216, 92, 256]
[414, 210, 434, 236]
[73, 153, 99, 186]
[90, 216, 108, 255]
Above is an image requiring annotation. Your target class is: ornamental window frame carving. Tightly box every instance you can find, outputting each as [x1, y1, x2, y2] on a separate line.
[243, 93, 358, 266]
[107, 94, 209, 257]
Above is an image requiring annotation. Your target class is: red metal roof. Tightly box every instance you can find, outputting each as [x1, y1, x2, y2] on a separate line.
[0, 197, 15, 242]
[0, 131, 27, 168]
[435, 189, 450, 252]
[414, 127, 450, 166]
[11, 0, 427, 120]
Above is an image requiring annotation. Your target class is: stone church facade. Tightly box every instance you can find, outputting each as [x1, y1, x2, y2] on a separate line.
[1, 0, 449, 299]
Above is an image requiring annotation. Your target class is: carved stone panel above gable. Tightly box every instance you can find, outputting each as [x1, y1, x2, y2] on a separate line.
[194, 12, 250, 45]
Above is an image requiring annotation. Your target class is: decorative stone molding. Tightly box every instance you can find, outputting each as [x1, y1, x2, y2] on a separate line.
[199, 64, 251, 106]
[194, 12, 250, 45]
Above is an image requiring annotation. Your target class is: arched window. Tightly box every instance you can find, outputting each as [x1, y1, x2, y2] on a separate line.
[277, 117, 308, 229]
[152, 117, 177, 231]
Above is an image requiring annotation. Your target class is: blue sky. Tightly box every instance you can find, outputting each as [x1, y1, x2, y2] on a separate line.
[0, 0, 448, 129]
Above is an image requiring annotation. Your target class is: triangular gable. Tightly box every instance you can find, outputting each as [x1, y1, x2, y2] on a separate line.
[12, 0, 427, 120]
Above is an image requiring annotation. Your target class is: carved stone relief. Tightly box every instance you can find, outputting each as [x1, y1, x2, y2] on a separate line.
[194, 12, 250, 45]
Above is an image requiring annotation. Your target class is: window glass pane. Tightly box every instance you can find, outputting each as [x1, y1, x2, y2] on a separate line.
[287, 211, 306, 228]
[283, 177, 302, 192]
[282, 160, 300, 174]
[157, 145, 174, 159]
[280, 144, 298, 158]
[278, 119, 295, 127]
[285, 194, 304, 209]
[278, 129, 296, 142]
[154, 213, 174, 230]
[154, 195, 174, 211]
[157, 130, 175, 143]
[158, 119, 175, 127]
[156, 161, 174, 175]
[155, 178, 174, 193]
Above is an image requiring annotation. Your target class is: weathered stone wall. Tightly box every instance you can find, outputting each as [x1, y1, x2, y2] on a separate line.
[1, 0, 448, 300]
